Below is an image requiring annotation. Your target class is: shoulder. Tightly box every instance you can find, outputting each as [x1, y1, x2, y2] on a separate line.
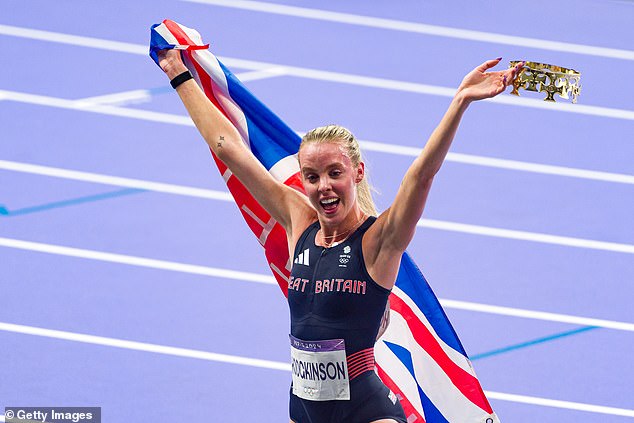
[361, 210, 403, 289]
[288, 205, 318, 253]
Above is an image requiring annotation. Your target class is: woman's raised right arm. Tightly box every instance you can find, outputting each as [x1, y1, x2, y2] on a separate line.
[158, 49, 312, 232]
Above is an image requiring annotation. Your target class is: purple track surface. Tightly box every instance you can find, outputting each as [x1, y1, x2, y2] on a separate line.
[1, 1, 633, 422]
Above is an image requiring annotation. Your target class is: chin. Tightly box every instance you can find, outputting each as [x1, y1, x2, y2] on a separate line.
[319, 207, 347, 225]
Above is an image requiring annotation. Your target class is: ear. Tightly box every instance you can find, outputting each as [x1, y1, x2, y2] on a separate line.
[355, 162, 365, 184]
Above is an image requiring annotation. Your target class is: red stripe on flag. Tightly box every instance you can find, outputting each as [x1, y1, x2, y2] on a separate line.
[161, 20, 294, 295]
[389, 293, 493, 414]
[263, 223, 291, 294]
[162, 20, 230, 119]
[376, 363, 426, 423]
[283, 172, 305, 194]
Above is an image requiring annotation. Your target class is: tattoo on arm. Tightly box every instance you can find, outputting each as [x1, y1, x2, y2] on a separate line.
[218, 136, 224, 148]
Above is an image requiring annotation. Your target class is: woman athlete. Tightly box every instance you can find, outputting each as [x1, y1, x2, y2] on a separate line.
[156, 48, 522, 423]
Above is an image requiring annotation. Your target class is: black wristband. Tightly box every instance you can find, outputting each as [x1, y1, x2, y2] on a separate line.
[170, 70, 193, 89]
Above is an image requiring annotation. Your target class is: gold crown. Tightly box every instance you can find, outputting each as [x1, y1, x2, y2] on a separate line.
[509, 61, 581, 103]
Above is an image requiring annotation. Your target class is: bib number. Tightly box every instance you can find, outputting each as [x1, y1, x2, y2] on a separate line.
[290, 335, 350, 401]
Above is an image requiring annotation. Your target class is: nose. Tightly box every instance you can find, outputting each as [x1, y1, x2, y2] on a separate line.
[318, 176, 332, 193]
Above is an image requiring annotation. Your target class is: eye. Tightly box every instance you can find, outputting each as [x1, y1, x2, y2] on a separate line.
[304, 173, 318, 182]
[330, 169, 342, 177]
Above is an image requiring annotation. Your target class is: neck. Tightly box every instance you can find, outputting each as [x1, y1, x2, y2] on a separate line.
[318, 208, 366, 247]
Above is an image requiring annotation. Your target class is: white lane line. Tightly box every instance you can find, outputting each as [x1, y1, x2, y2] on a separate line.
[359, 142, 634, 186]
[0, 89, 192, 125]
[2, 159, 633, 253]
[1, 236, 633, 332]
[0, 237, 276, 285]
[0, 24, 147, 54]
[485, 391, 634, 418]
[235, 66, 288, 82]
[229, 60, 634, 120]
[0, 321, 289, 371]
[71, 68, 287, 108]
[181, 0, 634, 61]
[439, 299, 634, 332]
[419, 219, 634, 255]
[0, 321, 632, 417]
[2, 25, 634, 120]
[75, 89, 153, 106]
[0, 160, 233, 201]
[2, 87, 634, 186]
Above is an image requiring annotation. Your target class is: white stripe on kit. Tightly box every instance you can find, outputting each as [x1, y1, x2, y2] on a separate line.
[294, 249, 310, 266]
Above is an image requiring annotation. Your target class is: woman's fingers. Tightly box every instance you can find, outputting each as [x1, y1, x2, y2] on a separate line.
[157, 49, 187, 76]
[476, 57, 503, 72]
[506, 61, 525, 86]
[511, 61, 525, 79]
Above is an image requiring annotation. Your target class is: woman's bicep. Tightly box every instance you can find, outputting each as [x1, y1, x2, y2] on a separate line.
[173, 79, 313, 232]
[379, 170, 433, 252]
[221, 148, 305, 230]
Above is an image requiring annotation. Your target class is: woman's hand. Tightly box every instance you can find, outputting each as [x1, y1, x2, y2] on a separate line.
[157, 49, 189, 80]
[456, 58, 524, 103]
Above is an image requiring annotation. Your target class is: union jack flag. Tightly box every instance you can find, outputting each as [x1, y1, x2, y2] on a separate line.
[150, 20, 499, 423]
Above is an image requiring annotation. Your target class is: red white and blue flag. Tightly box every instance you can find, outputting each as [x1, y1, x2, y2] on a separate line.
[150, 20, 499, 423]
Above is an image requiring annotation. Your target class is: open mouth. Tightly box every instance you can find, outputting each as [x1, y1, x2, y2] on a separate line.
[319, 197, 340, 213]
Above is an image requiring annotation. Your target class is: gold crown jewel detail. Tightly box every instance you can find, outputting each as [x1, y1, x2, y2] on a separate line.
[510, 61, 581, 103]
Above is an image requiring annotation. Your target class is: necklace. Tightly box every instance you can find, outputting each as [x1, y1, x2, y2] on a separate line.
[319, 214, 366, 248]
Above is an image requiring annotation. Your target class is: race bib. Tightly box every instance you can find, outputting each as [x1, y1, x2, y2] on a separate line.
[290, 335, 350, 401]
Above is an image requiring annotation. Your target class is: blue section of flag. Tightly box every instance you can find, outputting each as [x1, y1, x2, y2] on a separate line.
[220, 61, 302, 171]
[397, 253, 467, 355]
[149, 24, 172, 67]
[221, 56, 467, 355]
[385, 341, 450, 423]
[149, 20, 494, 421]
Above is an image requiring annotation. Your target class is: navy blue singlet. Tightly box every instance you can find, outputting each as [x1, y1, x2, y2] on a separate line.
[288, 216, 407, 423]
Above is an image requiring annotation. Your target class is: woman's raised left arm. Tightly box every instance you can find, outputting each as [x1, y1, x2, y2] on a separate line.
[375, 58, 523, 254]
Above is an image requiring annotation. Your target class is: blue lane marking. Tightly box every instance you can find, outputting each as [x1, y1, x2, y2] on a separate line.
[470, 326, 599, 361]
[147, 86, 172, 96]
[0, 188, 145, 217]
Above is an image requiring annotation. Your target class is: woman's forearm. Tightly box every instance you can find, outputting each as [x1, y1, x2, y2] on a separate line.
[161, 54, 243, 165]
[413, 91, 471, 182]
[174, 79, 243, 161]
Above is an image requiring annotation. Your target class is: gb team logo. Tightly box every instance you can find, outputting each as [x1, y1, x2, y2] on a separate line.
[339, 245, 351, 268]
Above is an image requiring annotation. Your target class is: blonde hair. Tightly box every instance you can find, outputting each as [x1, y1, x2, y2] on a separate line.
[299, 125, 378, 216]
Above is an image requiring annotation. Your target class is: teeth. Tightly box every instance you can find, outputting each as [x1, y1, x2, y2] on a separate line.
[321, 198, 338, 205]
